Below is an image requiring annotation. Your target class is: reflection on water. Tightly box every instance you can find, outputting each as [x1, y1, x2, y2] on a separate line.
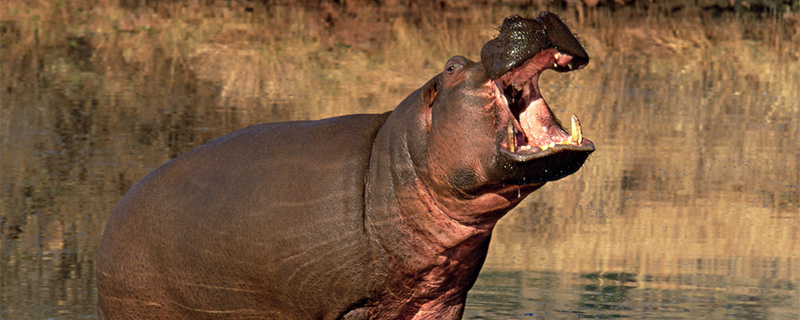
[1, 2, 798, 319]
[464, 269, 798, 319]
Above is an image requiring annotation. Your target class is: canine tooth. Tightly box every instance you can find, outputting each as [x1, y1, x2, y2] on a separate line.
[570, 114, 583, 145]
[555, 53, 561, 60]
[507, 120, 516, 153]
[568, 62, 573, 70]
[553, 62, 558, 68]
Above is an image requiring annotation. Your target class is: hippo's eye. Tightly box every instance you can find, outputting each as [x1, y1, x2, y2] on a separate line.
[443, 56, 469, 75]
[446, 63, 462, 74]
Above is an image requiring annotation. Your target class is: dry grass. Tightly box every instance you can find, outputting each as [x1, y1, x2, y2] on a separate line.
[1, 0, 798, 317]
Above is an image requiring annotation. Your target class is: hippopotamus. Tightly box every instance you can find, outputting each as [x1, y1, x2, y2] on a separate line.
[96, 12, 594, 319]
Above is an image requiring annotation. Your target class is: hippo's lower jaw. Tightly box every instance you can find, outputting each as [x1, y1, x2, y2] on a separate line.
[491, 48, 595, 185]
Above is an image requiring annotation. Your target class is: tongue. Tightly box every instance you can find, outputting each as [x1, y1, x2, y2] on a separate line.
[518, 97, 570, 147]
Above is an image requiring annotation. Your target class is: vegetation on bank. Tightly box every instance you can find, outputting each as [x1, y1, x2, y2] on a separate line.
[2, 0, 798, 263]
[0, 1, 798, 317]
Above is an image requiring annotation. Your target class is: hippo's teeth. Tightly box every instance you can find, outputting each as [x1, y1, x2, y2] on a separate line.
[570, 114, 583, 145]
[507, 120, 516, 153]
[568, 62, 573, 70]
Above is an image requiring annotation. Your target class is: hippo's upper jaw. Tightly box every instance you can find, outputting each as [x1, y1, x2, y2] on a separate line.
[485, 12, 595, 185]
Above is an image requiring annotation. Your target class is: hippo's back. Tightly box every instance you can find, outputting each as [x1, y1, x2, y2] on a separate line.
[97, 113, 390, 319]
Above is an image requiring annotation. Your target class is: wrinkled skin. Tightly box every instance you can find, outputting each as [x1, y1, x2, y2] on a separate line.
[96, 11, 594, 320]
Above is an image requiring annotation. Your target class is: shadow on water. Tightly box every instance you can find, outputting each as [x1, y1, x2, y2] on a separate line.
[1, 1, 799, 318]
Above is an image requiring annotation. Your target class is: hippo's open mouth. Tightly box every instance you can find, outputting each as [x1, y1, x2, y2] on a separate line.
[484, 13, 595, 184]
[495, 48, 595, 159]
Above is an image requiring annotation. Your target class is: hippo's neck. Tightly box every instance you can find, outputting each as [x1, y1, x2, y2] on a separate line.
[362, 111, 500, 319]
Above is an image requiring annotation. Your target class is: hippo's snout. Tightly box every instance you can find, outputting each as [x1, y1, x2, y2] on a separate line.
[480, 12, 594, 185]
[481, 12, 589, 80]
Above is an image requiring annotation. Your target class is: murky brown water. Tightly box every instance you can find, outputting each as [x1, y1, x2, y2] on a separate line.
[1, 3, 798, 319]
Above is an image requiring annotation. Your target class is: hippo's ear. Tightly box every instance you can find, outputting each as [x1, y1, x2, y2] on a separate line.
[421, 76, 439, 107]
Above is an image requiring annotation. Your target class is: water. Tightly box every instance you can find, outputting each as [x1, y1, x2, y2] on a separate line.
[464, 269, 798, 319]
[1, 3, 798, 319]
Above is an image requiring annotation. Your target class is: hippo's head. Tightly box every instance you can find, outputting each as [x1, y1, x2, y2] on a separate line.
[415, 12, 594, 206]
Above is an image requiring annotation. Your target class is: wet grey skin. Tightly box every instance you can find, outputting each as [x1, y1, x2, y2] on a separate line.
[96, 11, 594, 320]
